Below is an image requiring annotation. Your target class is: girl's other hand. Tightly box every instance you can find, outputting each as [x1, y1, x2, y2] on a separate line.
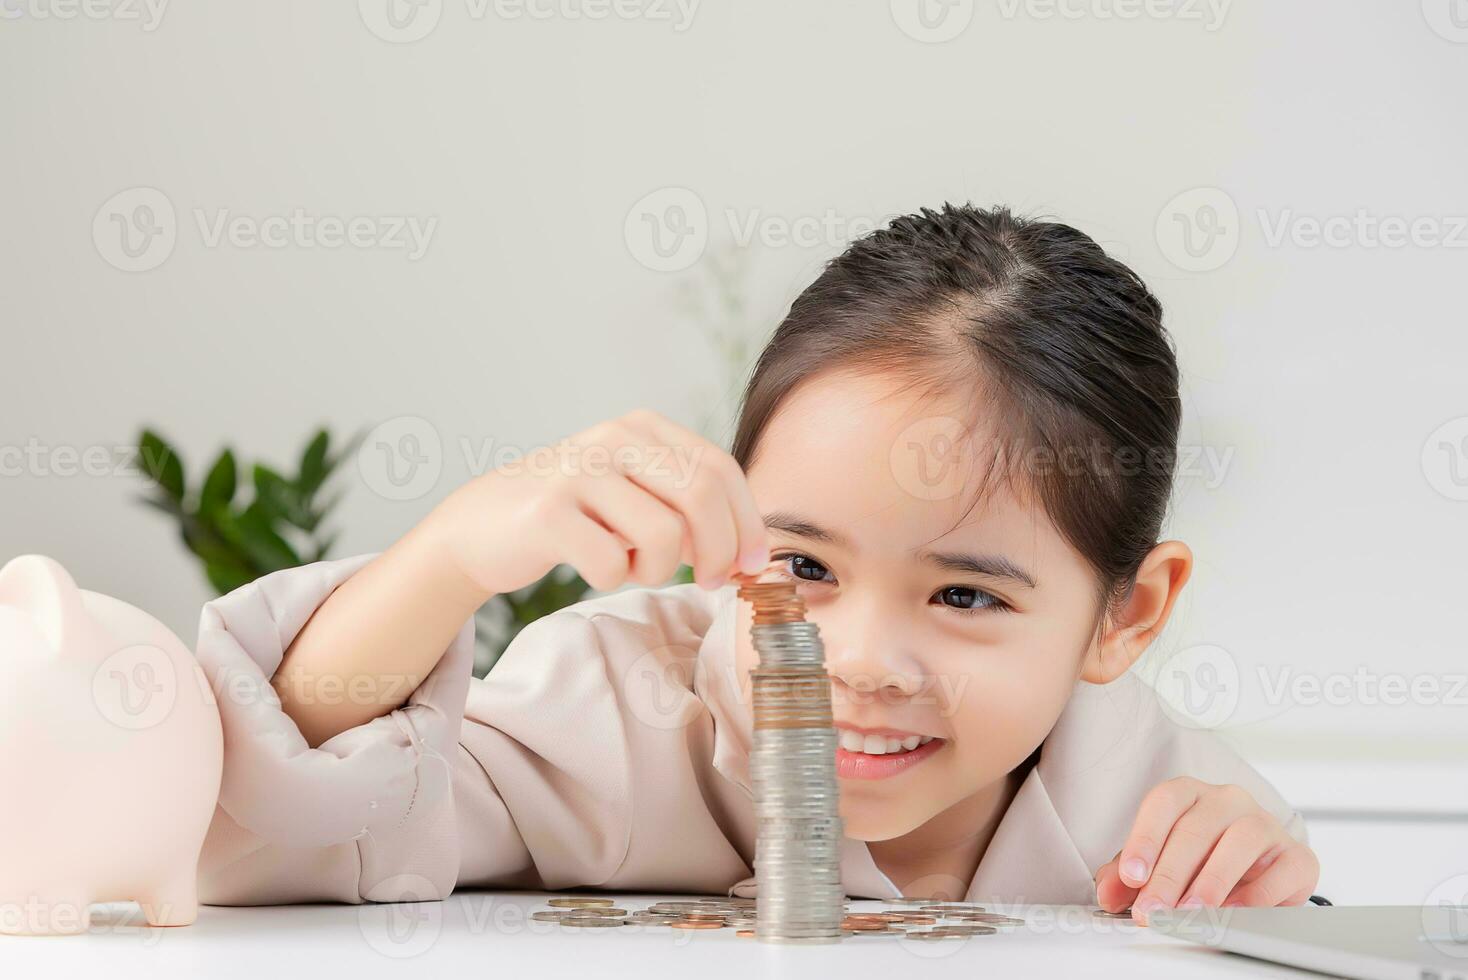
[430, 409, 770, 597]
[1093, 777, 1321, 925]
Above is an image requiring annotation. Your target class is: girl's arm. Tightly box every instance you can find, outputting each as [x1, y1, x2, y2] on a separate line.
[270, 409, 770, 748]
[269, 513, 486, 748]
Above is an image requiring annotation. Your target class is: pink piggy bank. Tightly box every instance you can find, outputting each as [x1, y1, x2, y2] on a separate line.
[0, 554, 223, 935]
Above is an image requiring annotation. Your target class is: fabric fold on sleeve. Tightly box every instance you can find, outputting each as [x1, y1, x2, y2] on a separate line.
[195, 553, 474, 903]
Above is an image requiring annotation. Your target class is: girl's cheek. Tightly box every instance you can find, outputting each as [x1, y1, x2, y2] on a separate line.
[939, 651, 1081, 759]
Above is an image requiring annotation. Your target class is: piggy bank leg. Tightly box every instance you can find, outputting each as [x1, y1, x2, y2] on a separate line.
[138, 869, 199, 928]
[0, 894, 95, 936]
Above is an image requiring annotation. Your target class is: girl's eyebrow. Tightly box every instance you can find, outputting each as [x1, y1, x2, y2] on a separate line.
[763, 511, 1038, 589]
[917, 550, 1038, 589]
[763, 511, 847, 546]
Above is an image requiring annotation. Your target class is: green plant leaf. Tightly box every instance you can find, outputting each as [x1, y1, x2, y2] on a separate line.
[672, 564, 695, 585]
[298, 429, 330, 495]
[182, 515, 252, 573]
[252, 464, 311, 529]
[138, 430, 185, 502]
[199, 449, 237, 515]
[137, 493, 184, 518]
[205, 560, 257, 595]
[219, 505, 301, 571]
[134, 426, 354, 590]
[503, 567, 591, 623]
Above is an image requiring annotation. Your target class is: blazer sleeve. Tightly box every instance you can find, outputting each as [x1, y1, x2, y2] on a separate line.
[194, 557, 749, 906]
[195, 554, 477, 906]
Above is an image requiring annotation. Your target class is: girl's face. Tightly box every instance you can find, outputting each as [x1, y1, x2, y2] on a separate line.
[735, 366, 1106, 842]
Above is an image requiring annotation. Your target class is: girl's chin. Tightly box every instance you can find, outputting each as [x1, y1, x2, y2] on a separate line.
[837, 799, 937, 841]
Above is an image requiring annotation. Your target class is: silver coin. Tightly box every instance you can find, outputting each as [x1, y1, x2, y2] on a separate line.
[1092, 908, 1134, 919]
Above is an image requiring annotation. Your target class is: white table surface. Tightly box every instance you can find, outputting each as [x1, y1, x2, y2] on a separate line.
[0, 892, 1318, 979]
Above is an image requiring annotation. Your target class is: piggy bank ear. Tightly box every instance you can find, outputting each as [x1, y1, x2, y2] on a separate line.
[0, 555, 86, 652]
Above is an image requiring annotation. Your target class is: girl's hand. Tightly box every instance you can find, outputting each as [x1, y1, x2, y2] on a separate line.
[430, 409, 770, 597]
[1093, 777, 1320, 924]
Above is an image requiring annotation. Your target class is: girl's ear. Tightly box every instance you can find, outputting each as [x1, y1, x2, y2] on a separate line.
[1081, 540, 1193, 684]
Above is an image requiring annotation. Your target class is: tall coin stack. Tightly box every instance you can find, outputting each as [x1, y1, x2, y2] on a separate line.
[736, 576, 845, 944]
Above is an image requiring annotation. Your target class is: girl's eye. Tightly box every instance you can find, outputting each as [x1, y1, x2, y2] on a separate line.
[776, 553, 834, 584]
[933, 586, 1009, 614]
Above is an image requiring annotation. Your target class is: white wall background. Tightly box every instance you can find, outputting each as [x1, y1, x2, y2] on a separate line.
[2, 1, 1465, 898]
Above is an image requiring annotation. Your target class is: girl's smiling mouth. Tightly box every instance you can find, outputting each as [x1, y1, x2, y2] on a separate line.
[834, 723, 945, 780]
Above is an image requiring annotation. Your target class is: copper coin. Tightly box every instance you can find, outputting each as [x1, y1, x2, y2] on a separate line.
[841, 917, 889, 932]
[670, 918, 725, 930]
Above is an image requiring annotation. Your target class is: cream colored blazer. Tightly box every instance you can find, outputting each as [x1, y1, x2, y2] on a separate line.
[194, 554, 1304, 906]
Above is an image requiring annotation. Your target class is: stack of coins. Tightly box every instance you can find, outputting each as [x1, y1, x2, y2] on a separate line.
[736, 576, 845, 945]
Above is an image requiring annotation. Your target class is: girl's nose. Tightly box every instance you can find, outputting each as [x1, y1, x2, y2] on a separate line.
[823, 598, 927, 702]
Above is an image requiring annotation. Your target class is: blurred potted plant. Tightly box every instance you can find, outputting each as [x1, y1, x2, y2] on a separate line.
[136, 428, 356, 595]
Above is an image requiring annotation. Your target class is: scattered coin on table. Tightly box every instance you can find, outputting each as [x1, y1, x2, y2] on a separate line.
[528, 896, 1028, 940]
[1092, 908, 1135, 919]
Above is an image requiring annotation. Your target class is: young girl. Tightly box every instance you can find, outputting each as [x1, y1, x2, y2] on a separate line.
[194, 204, 1319, 924]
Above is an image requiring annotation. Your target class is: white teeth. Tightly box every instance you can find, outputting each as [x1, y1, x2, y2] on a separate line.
[838, 729, 931, 755]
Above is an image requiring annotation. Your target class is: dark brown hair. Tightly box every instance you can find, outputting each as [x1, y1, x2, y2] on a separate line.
[731, 203, 1181, 625]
